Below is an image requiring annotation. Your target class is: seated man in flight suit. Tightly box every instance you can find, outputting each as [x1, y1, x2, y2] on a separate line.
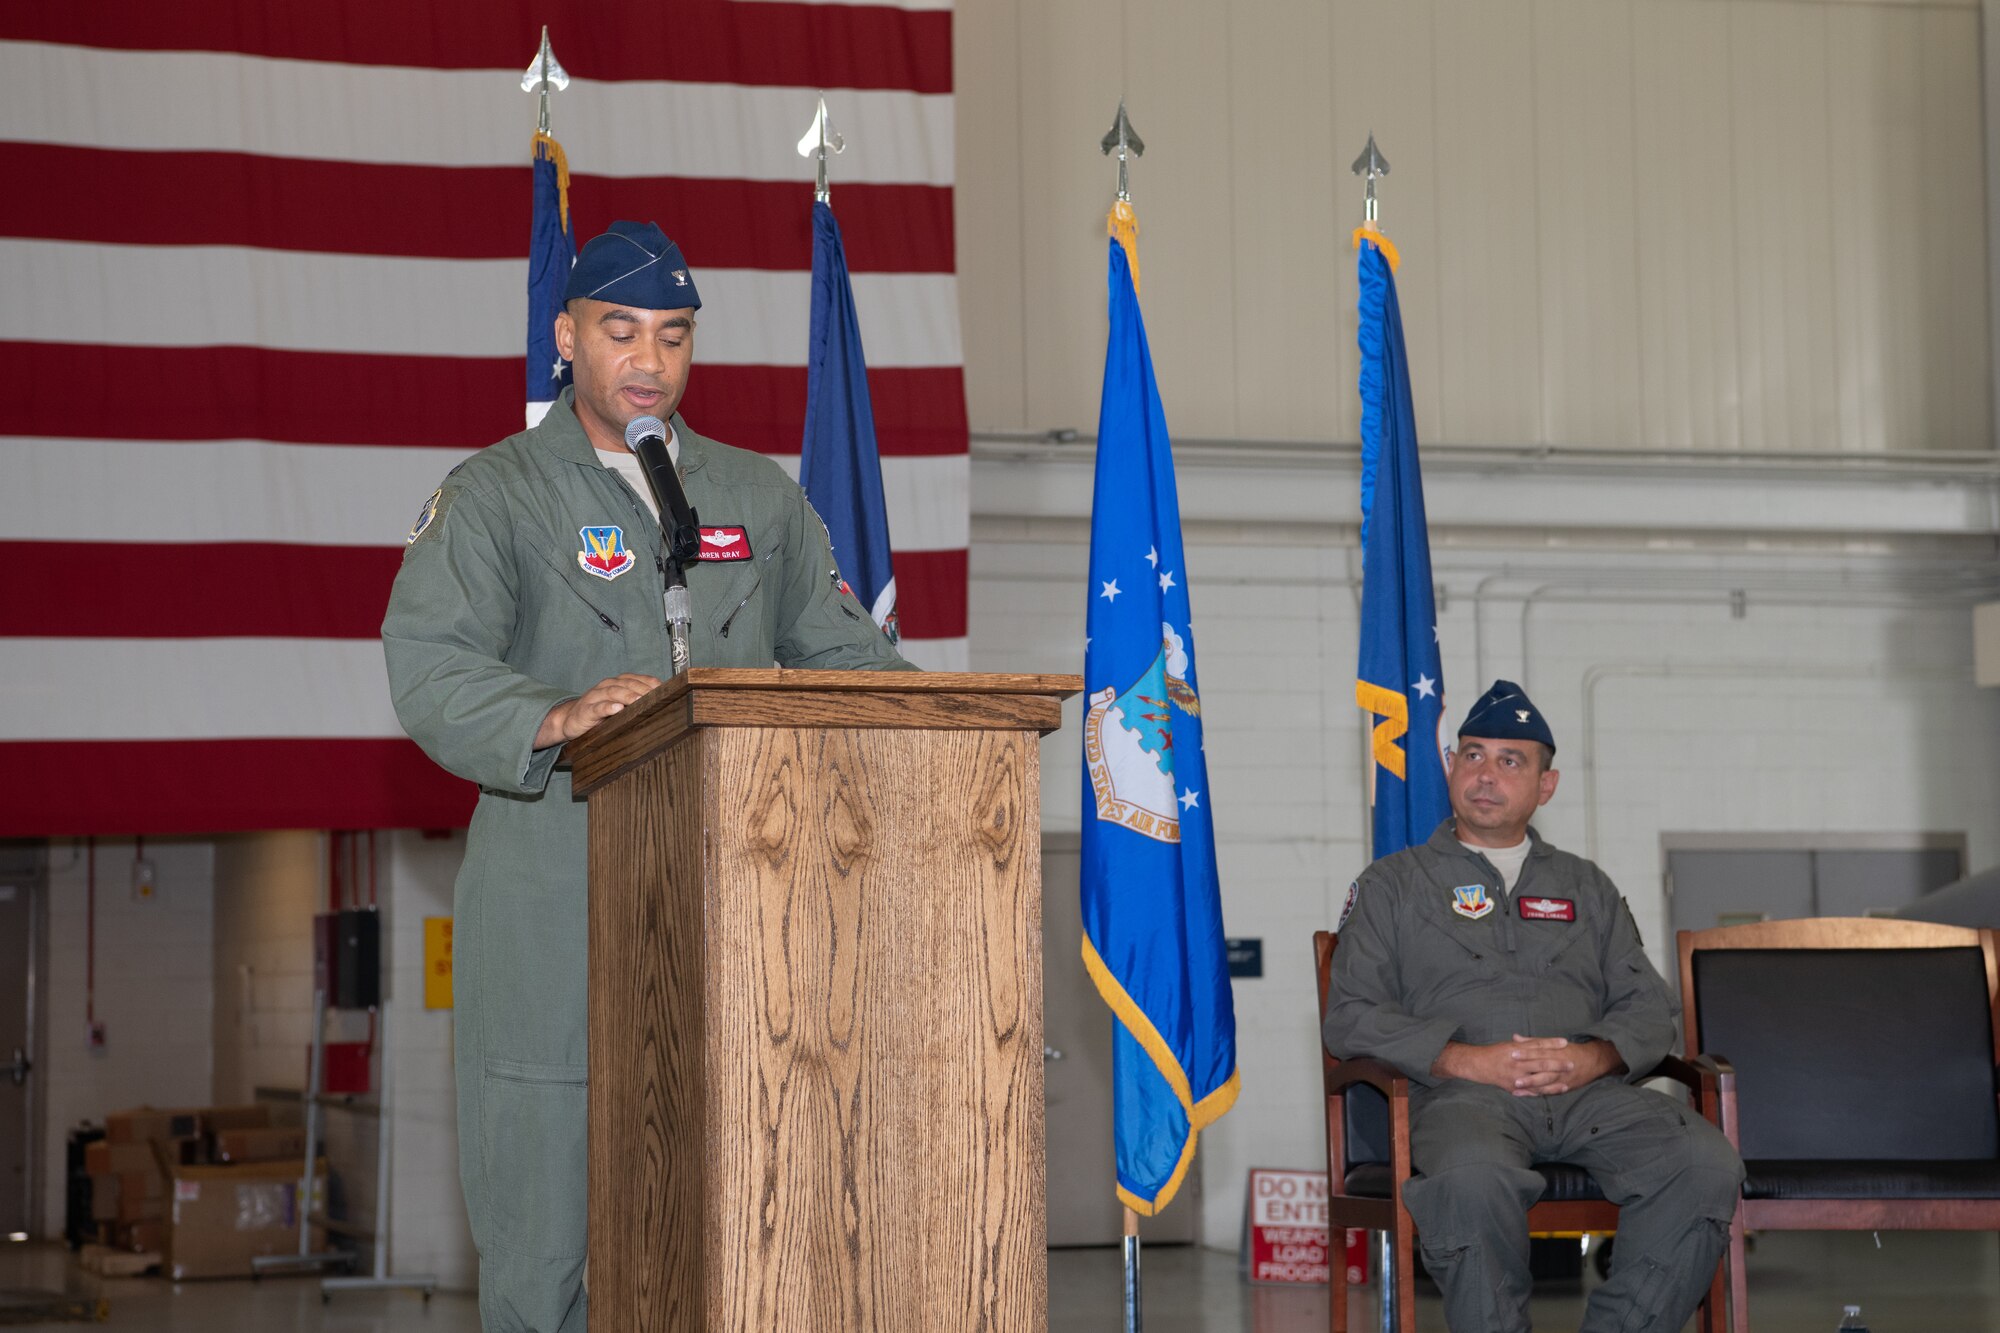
[1323, 680, 1743, 1333]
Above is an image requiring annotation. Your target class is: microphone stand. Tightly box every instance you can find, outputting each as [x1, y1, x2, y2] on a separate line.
[625, 417, 701, 676]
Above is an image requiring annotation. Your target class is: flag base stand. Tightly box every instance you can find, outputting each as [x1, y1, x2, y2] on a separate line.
[1122, 1206, 1142, 1333]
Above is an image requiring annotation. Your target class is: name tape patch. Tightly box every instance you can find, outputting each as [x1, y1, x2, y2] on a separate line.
[697, 526, 752, 561]
[1518, 896, 1576, 922]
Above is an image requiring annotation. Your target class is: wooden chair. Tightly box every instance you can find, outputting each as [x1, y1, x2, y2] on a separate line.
[1678, 917, 2000, 1333]
[1314, 929, 1726, 1333]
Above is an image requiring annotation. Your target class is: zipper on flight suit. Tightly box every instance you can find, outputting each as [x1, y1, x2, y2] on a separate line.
[718, 550, 777, 638]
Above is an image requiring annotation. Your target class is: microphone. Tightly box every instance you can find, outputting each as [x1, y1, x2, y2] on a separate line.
[623, 415, 701, 675]
[622, 415, 700, 566]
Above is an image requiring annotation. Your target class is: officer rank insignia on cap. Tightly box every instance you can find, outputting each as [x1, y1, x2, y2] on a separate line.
[1451, 884, 1494, 920]
[407, 489, 442, 545]
[578, 525, 635, 580]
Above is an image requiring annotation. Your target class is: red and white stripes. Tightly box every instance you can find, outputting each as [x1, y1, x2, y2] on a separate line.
[0, 1, 967, 835]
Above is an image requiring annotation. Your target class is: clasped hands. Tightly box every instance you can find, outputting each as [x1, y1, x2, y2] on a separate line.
[1431, 1034, 1625, 1097]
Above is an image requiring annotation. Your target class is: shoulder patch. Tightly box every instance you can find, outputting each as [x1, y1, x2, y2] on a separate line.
[406, 488, 445, 545]
[1337, 880, 1360, 930]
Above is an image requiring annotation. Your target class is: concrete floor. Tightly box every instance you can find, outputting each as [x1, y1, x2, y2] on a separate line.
[0, 1231, 1993, 1329]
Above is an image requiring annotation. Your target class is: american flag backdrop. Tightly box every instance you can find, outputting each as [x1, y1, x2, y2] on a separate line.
[0, 1, 968, 837]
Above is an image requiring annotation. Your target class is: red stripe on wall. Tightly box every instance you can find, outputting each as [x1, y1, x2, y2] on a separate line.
[681, 365, 969, 458]
[5, 344, 966, 458]
[0, 542, 401, 639]
[0, 738, 476, 835]
[0, 144, 955, 273]
[0, 2, 952, 94]
[893, 547, 967, 639]
[0, 540, 965, 640]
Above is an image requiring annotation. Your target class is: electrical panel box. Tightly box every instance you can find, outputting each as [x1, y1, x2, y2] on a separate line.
[1977, 602, 2000, 688]
[335, 908, 381, 1010]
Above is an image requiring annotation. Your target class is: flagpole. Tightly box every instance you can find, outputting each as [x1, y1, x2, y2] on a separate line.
[1100, 95, 1151, 1333]
[1122, 1206, 1142, 1333]
[1351, 132, 1401, 1333]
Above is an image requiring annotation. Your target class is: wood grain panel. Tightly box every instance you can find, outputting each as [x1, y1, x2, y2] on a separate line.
[588, 738, 709, 1331]
[701, 725, 1047, 1330]
[569, 671, 1082, 796]
[689, 689, 1062, 736]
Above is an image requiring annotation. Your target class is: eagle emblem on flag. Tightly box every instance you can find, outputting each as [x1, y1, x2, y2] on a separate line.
[1083, 622, 1199, 845]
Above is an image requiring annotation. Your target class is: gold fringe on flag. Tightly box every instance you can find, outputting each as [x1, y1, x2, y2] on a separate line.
[533, 130, 571, 233]
[1108, 197, 1141, 297]
[1352, 222, 1400, 271]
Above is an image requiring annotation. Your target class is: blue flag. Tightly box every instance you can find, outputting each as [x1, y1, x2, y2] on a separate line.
[1081, 231, 1238, 1216]
[1355, 234, 1448, 858]
[527, 131, 574, 426]
[800, 200, 898, 638]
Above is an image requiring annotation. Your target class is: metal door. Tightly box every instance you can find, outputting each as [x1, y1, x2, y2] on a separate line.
[1667, 836, 1966, 944]
[0, 846, 39, 1236]
[1040, 836, 1197, 1246]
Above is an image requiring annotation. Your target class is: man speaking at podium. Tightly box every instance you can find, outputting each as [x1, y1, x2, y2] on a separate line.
[382, 220, 910, 1332]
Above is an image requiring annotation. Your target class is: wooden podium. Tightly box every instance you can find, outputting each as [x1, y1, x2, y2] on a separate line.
[567, 668, 1081, 1332]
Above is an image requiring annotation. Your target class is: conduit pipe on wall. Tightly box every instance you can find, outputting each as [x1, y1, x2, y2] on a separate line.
[1469, 564, 2000, 689]
[1577, 660, 1974, 865]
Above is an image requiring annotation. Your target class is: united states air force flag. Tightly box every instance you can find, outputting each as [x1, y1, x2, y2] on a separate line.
[1080, 226, 1239, 1216]
[1354, 229, 1449, 858]
[526, 130, 575, 427]
[800, 200, 898, 637]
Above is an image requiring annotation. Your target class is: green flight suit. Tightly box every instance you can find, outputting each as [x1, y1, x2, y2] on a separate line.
[381, 389, 911, 1332]
[1324, 821, 1743, 1333]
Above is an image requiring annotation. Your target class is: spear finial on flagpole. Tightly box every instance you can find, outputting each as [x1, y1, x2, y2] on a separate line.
[1101, 98, 1146, 296]
[1100, 97, 1145, 204]
[521, 26, 570, 135]
[1350, 132, 1400, 269]
[796, 94, 845, 206]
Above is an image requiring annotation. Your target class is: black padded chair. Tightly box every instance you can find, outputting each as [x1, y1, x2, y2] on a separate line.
[1314, 930, 1724, 1333]
[1678, 917, 2000, 1333]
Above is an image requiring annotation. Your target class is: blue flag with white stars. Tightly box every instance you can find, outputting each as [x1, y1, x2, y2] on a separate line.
[1355, 235, 1449, 858]
[527, 131, 574, 425]
[1080, 233, 1239, 1217]
[800, 201, 898, 638]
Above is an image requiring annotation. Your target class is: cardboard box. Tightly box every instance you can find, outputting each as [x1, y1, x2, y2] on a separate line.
[84, 1141, 157, 1176]
[164, 1157, 326, 1280]
[79, 1242, 158, 1278]
[202, 1104, 271, 1135]
[105, 1107, 202, 1145]
[121, 1220, 166, 1254]
[212, 1127, 307, 1164]
[114, 1169, 164, 1224]
[89, 1174, 118, 1223]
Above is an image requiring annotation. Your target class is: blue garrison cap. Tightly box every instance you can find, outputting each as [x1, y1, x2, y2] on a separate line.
[1458, 679, 1556, 756]
[563, 220, 702, 311]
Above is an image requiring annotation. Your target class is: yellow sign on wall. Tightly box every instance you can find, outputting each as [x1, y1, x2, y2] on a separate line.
[424, 917, 454, 1010]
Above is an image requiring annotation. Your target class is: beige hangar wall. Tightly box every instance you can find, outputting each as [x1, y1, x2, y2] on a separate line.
[956, 0, 1992, 455]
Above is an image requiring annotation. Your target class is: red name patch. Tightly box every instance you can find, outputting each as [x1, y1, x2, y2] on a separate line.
[1518, 896, 1576, 922]
[696, 526, 752, 561]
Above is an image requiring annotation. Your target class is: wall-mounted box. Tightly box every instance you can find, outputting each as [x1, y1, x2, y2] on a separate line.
[1978, 602, 2000, 687]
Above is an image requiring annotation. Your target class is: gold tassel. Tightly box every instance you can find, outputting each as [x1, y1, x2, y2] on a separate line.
[1351, 223, 1400, 272]
[533, 131, 572, 234]
[1108, 198, 1141, 298]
